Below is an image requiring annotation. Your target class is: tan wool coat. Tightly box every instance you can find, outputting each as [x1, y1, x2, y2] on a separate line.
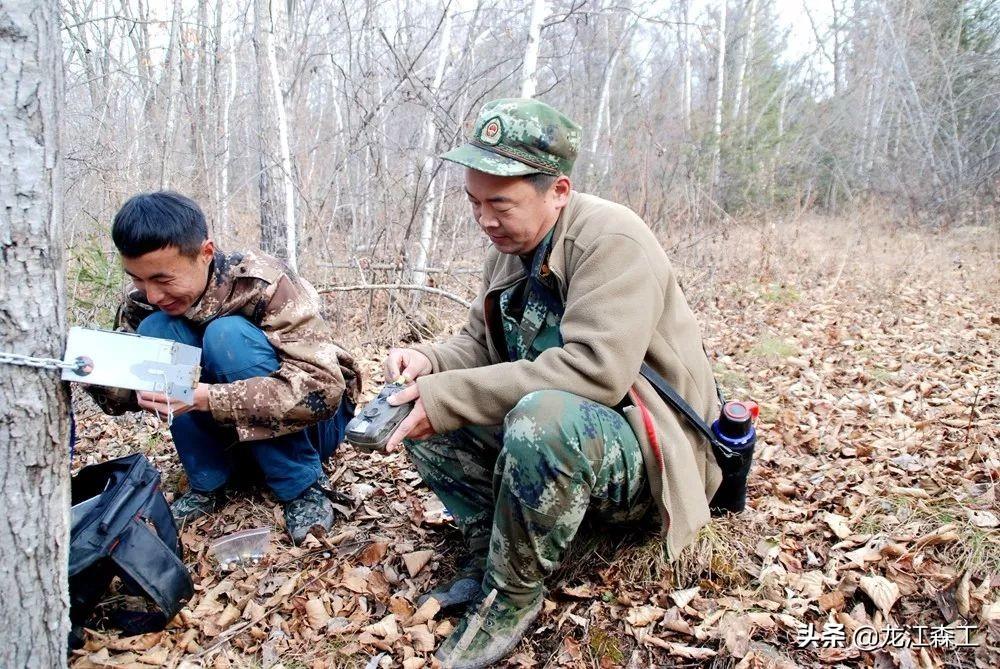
[414, 191, 723, 558]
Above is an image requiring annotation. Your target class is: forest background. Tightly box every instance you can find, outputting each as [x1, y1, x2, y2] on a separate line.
[63, 0, 998, 313]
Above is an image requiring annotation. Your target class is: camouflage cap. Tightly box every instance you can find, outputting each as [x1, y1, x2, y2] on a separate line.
[441, 98, 582, 177]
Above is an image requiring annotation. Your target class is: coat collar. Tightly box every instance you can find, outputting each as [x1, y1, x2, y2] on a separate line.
[546, 190, 576, 291]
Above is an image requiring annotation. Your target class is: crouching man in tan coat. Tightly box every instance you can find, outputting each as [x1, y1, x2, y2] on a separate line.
[383, 99, 722, 668]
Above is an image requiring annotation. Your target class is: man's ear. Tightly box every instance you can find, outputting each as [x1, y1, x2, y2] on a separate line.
[200, 239, 215, 264]
[552, 175, 572, 205]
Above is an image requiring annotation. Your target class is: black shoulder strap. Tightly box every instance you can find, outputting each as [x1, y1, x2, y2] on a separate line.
[542, 264, 730, 457]
[639, 362, 734, 458]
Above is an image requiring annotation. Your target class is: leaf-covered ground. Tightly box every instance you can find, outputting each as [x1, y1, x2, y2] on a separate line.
[70, 217, 999, 668]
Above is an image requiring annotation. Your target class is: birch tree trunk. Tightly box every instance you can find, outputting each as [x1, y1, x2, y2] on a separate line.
[412, 5, 455, 294]
[253, 0, 297, 269]
[679, 0, 692, 135]
[712, 0, 728, 197]
[731, 0, 757, 127]
[831, 0, 843, 95]
[191, 0, 210, 198]
[586, 19, 633, 188]
[218, 47, 237, 244]
[519, 0, 546, 98]
[0, 1, 70, 665]
[158, 0, 182, 189]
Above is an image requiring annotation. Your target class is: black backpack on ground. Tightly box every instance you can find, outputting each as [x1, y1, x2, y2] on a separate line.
[69, 454, 193, 648]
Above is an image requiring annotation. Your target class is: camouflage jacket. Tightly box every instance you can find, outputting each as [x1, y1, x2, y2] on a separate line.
[91, 250, 361, 442]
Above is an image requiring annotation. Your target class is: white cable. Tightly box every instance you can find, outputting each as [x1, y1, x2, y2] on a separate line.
[146, 370, 174, 429]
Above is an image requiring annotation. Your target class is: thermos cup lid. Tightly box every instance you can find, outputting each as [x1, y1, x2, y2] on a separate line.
[718, 401, 758, 439]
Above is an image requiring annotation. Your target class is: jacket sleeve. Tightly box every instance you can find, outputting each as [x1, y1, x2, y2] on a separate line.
[207, 275, 348, 441]
[411, 266, 494, 373]
[417, 233, 668, 433]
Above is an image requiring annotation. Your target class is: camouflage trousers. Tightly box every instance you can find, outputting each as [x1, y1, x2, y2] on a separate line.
[405, 389, 651, 606]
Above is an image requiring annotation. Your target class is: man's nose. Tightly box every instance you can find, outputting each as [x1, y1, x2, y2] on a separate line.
[146, 286, 164, 305]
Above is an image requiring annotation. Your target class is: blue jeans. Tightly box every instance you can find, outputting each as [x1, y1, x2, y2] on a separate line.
[137, 312, 352, 501]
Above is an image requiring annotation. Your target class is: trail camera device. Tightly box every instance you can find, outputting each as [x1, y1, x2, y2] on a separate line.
[61, 327, 201, 403]
[345, 382, 413, 452]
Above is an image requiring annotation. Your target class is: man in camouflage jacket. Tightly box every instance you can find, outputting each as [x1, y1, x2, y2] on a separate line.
[90, 192, 360, 543]
[383, 99, 722, 668]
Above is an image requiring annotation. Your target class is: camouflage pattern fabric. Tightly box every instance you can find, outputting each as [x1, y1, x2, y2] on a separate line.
[88, 250, 362, 441]
[499, 229, 563, 361]
[406, 390, 650, 608]
[440, 98, 582, 177]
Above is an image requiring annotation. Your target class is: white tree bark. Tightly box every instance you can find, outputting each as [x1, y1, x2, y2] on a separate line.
[266, 17, 297, 270]
[732, 0, 757, 126]
[253, 0, 297, 269]
[218, 47, 237, 243]
[680, 0, 692, 135]
[0, 1, 70, 666]
[412, 5, 455, 292]
[586, 19, 633, 188]
[158, 0, 182, 189]
[519, 0, 546, 98]
[712, 0, 728, 195]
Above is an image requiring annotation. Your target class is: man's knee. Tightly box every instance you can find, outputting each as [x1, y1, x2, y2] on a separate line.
[136, 310, 176, 338]
[503, 390, 580, 443]
[501, 390, 586, 466]
[505, 389, 574, 423]
[137, 311, 198, 345]
[201, 316, 275, 376]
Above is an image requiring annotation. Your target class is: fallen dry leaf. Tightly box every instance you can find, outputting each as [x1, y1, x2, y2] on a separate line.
[405, 623, 435, 652]
[137, 645, 170, 666]
[819, 590, 845, 611]
[824, 512, 851, 539]
[305, 598, 330, 629]
[644, 635, 717, 659]
[626, 605, 666, 627]
[359, 540, 390, 566]
[407, 597, 440, 626]
[859, 574, 901, 616]
[216, 603, 241, 629]
[956, 570, 971, 618]
[660, 607, 695, 636]
[670, 587, 699, 608]
[402, 550, 433, 577]
[365, 613, 399, 638]
[722, 614, 753, 658]
[342, 566, 371, 594]
[967, 509, 999, 528]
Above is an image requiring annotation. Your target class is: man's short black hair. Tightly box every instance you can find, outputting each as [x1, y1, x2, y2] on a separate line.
[112, 191, 208, 258]
[523, 172, 558, 193]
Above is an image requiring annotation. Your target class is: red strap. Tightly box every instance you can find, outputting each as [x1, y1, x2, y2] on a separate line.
[629, 387, 663, 468]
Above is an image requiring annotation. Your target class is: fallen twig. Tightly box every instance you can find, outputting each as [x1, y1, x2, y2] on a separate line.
[317, 283, 472, 309]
